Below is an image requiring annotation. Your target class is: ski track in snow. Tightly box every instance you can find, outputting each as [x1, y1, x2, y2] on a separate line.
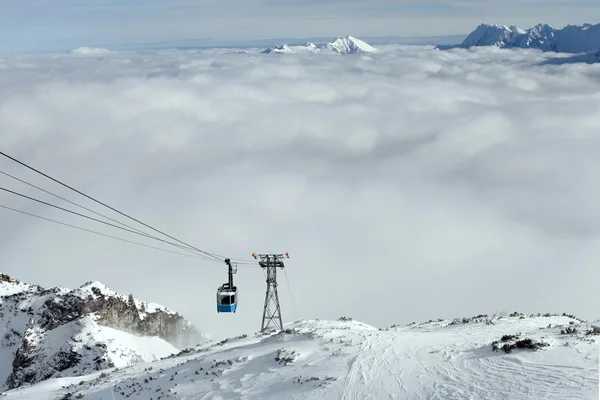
[340, 331, 408, 400]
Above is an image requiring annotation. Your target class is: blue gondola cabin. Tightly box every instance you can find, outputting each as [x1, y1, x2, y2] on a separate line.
[217, 283, 237, 313]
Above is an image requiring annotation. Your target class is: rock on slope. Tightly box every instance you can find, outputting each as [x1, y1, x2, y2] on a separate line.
[262, 35, 377, 54]
[0, 273, 205, 391]
[4, 312, 598, 399]
[440, 23, 600, 53]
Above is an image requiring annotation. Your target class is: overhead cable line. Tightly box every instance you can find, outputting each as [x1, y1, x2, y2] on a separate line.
[0, 204, 221, 260]
[0, 169, 187, 250]
[0, 185, 221, 264]
[1, 168, 254, 263]
[0, 151, 225, 262]
[283, 268, 298, 321]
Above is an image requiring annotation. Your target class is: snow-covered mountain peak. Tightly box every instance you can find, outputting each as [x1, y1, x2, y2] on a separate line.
[0, 274, 38, 298]
[74, 280, 172, 318]
[261, 36, 377, 55]
[261, 43, 321, 54]
[461, 23, 526, 48]
[441, 22, 600, 53]
[77, 280, 117, 296]
[326, 35, 377, 54]
[0, 273, 206, 391]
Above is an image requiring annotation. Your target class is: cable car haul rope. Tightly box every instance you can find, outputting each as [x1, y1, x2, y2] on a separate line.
[0, 150, 294, 329]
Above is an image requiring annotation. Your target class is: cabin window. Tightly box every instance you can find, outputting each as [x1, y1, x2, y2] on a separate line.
[220, 294, 235, 305]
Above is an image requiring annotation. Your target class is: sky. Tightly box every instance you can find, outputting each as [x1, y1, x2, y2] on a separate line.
[1, 43, 600, 341]
[2, 0, 600, 53]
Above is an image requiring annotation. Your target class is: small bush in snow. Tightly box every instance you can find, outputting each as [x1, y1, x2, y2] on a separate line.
[338, 316, 352, 322]
[331, 348, 349, 357]
[293, 375, 337, 386]
[211, 359, 234, 369]
[562, 312, 580, 320]
[561, 326, 578, 335]
[492, 334, 549, 353]
[275, 348, 298, 365]
[509, 312, 522, 317]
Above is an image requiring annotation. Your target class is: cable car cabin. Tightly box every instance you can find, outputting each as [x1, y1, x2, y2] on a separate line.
[217, 283, 237, 313]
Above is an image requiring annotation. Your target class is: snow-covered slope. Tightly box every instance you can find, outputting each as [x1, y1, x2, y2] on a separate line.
[460, 24, 527, 48]
[262, 42, 320, 54]
[262, 36, 377, 54]
[0, 274, 206, 391]
[325, 36, 377, 54]
[441, 23, 600, 53]
[0, 274, 37, 297]
[4, 313, 598, 399]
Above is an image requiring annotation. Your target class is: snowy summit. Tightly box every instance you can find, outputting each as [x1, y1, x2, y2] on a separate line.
[439, 22, 600, 53]
[262, 36, 377, 54]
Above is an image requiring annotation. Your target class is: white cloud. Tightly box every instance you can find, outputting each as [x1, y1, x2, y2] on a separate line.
[0, 45, 599, 340]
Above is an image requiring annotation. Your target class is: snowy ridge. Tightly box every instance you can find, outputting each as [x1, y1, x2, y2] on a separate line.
[3, 312, 598, 399]
[262, 42, 320, 54]
[440, 23, 600, 53]
[460, 24, 527, 48]
[75, 281, 169, 320]
[0, 274, 37, 298]
[0, 274, 205, 391]
[262, 36, 377, 54]
[326, 36, 377, 54]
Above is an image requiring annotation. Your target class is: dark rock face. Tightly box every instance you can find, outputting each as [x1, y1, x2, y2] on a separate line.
[0, 274, 15, 284]
[34, 286, 200, 348]
[1, 275, 204, 390]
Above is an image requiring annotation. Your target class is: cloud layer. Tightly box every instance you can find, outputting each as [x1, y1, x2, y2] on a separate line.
[1, 45, 599, 339]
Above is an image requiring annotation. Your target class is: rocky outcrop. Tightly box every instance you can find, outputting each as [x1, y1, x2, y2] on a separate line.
[0, 274, 206, 391]
[33, 286, 199, 348]
[5, 318, 115, 390]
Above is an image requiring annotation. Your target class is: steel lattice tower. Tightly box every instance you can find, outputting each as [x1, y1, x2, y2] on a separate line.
[254, 253, 287, 332]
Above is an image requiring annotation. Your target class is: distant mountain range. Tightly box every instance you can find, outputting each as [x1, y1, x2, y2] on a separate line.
[262, 35, 377, 55]
[438, 23, 600, 53]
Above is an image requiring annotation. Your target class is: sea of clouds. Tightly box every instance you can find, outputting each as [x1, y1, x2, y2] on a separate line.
[1, 44, 599, 339]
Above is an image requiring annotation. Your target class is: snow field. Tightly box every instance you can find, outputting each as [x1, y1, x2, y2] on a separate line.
[4, 314, 597, 399]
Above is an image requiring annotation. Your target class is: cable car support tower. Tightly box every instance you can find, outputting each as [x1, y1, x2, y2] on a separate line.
[253, 253, 288, 332]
